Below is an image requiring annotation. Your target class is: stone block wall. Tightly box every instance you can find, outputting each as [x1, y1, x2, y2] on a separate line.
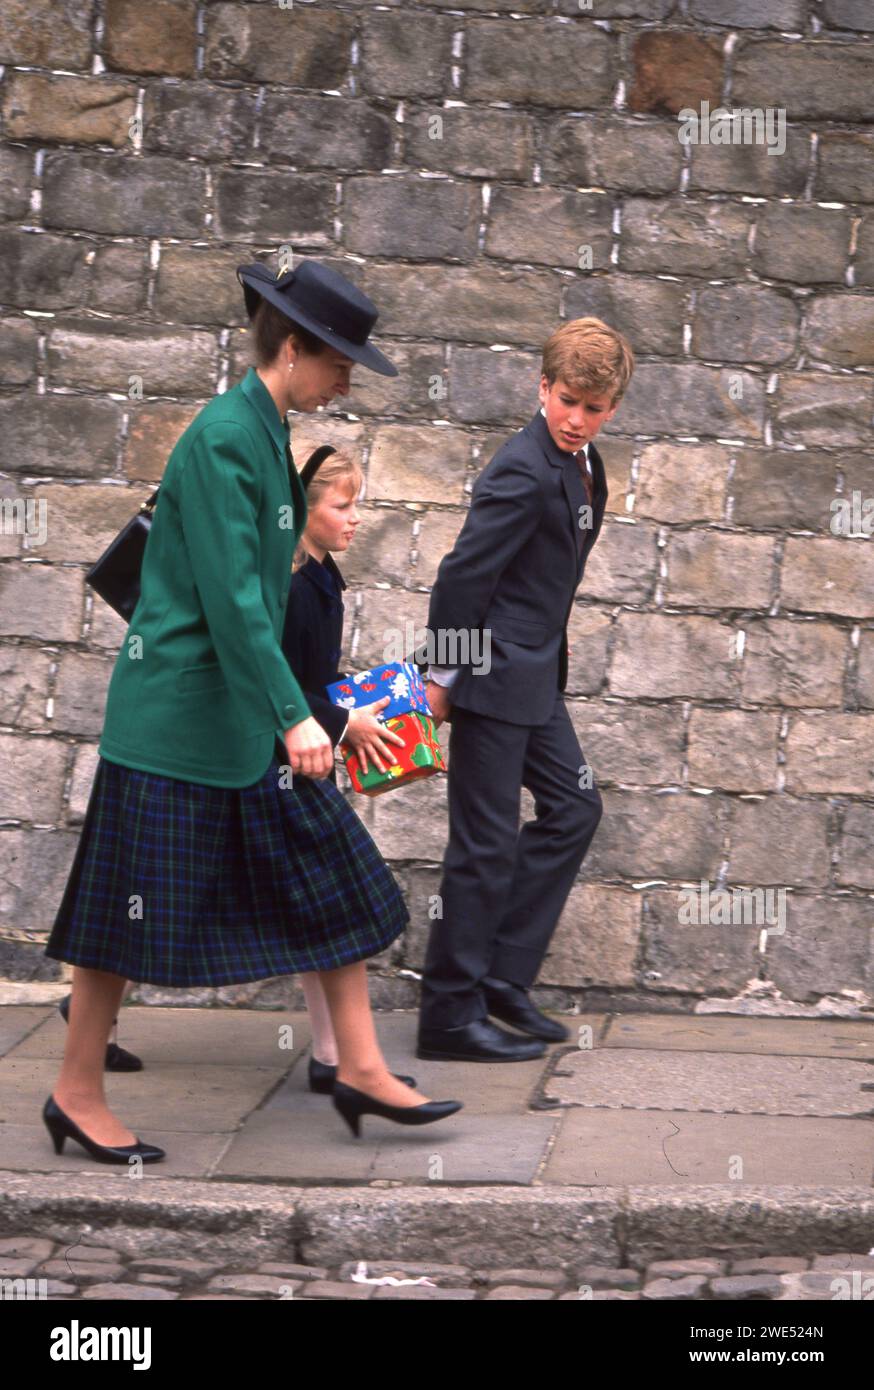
[1, 1, 872, 1013]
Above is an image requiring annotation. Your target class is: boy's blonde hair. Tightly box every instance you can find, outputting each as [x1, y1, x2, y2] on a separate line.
[541, 317, 635, 406]
[291, 438, 363, 573]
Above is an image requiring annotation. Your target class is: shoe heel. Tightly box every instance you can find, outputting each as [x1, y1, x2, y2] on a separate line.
[44, 1118, 65, 1155]
[333, 1093, 362, 1138]
[343, 1109, 361, 1139]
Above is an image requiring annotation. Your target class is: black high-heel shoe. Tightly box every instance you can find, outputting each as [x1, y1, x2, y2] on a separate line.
[308, 1055, 417, 1094]
[332, 1080, 462, 1138]
[58, 994, 144, 1072]
[42, 1095, 165, 1165]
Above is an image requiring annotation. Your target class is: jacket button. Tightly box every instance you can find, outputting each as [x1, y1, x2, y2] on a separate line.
[282, 704, 296, 720]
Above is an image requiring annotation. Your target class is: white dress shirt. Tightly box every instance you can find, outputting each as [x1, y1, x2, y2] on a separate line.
[427, 412, 590, 688]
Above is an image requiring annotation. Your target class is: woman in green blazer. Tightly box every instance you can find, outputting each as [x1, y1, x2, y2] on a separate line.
[43, 261, 460, 1159]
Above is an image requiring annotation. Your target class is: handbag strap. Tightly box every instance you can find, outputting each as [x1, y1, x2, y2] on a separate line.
[140, 487, 160, 513]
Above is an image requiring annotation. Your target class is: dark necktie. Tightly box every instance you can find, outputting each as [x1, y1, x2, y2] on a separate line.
[579, 452, 592, 508]
[575, 453, 592, 559]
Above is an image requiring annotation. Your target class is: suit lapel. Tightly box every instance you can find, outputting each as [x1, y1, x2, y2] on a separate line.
[587, 441, 607, 549]
[528, 411, 607, 583]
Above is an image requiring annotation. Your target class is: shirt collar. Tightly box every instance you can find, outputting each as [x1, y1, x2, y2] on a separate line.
[240, 366, 290, 460]
[539, 405, 590, 467]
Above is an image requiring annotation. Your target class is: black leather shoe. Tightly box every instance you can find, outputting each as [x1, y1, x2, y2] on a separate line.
[416, 1017, 547, 1062]
[482, 976, 570, 1042]
[104, 1042, 144, 1072]
[332, 1080, 462, 1139]
[307, 1055, 417, 1094]
[42, 1095, 165, 1165]
[58, 994, 144, 1072]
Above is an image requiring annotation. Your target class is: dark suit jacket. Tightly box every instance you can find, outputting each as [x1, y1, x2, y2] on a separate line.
[280, 552, 351, 748]
[420, 408, 608, 726]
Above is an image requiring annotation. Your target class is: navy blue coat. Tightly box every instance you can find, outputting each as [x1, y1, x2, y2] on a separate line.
[280, 552, 351, 759]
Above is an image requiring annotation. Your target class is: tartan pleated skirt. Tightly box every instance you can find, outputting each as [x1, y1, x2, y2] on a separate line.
[44, 747, 408, 986]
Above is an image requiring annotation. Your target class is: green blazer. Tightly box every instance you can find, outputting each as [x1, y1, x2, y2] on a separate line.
[99, 367, 312, 788]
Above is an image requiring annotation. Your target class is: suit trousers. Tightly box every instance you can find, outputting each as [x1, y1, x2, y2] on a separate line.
[419, 691, 603, 1030]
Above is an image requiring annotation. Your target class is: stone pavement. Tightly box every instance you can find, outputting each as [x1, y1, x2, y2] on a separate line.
[3, 1005, 874, 1186]
[1, 1004, 873, 1291]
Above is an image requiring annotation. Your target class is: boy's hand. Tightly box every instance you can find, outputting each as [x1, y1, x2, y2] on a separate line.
[425, 680, 452, 728]
[344, 695, 405, 775]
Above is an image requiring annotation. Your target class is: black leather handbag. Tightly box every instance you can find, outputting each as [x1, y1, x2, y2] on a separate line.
[85, 486, 160, 622]
[86, 441, 306, 623]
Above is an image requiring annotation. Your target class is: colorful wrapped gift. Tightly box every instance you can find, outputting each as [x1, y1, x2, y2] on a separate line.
[326, 660, 446, 795]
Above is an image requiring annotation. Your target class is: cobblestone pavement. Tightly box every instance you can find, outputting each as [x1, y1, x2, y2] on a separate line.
[2, 1237, 873, 1300]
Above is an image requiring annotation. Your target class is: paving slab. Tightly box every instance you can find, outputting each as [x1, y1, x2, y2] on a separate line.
[368, 1114, 556, 1184]
[0, 1006, 51, 1058]
[547, 1048, 874, 1117]
[0, 1056, 286, 1131]
[218, 1099, 556, 1184]
[542, 1110, 874, 1186]
[603, 1015, 874, 1059]
[217, 1095, 387, 1183]
[0, 1123, 231, 1179]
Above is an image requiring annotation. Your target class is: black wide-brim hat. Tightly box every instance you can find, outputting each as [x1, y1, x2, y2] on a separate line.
[236, 259, 398, 377]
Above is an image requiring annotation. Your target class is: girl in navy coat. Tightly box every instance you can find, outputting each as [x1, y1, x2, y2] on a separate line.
[281, 438, 410, 1091]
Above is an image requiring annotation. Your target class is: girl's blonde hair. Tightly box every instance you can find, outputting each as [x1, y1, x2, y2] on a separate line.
[291, 437, 363, 573]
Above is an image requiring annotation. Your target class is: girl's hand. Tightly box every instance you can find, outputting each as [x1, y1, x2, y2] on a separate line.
[344, 695, 406, 775]
[284, 716, 334, 779]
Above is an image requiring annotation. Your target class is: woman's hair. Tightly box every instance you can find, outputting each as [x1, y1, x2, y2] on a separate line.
[251, 296, 327, 368]
[541, 317, 635, 405]
[291, 438, 363, 573]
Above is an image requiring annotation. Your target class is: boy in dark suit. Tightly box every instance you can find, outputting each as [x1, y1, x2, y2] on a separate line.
[416, 317, 635, 1062]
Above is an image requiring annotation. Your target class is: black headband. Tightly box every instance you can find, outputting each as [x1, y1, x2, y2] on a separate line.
[299, 444, 337, 488]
